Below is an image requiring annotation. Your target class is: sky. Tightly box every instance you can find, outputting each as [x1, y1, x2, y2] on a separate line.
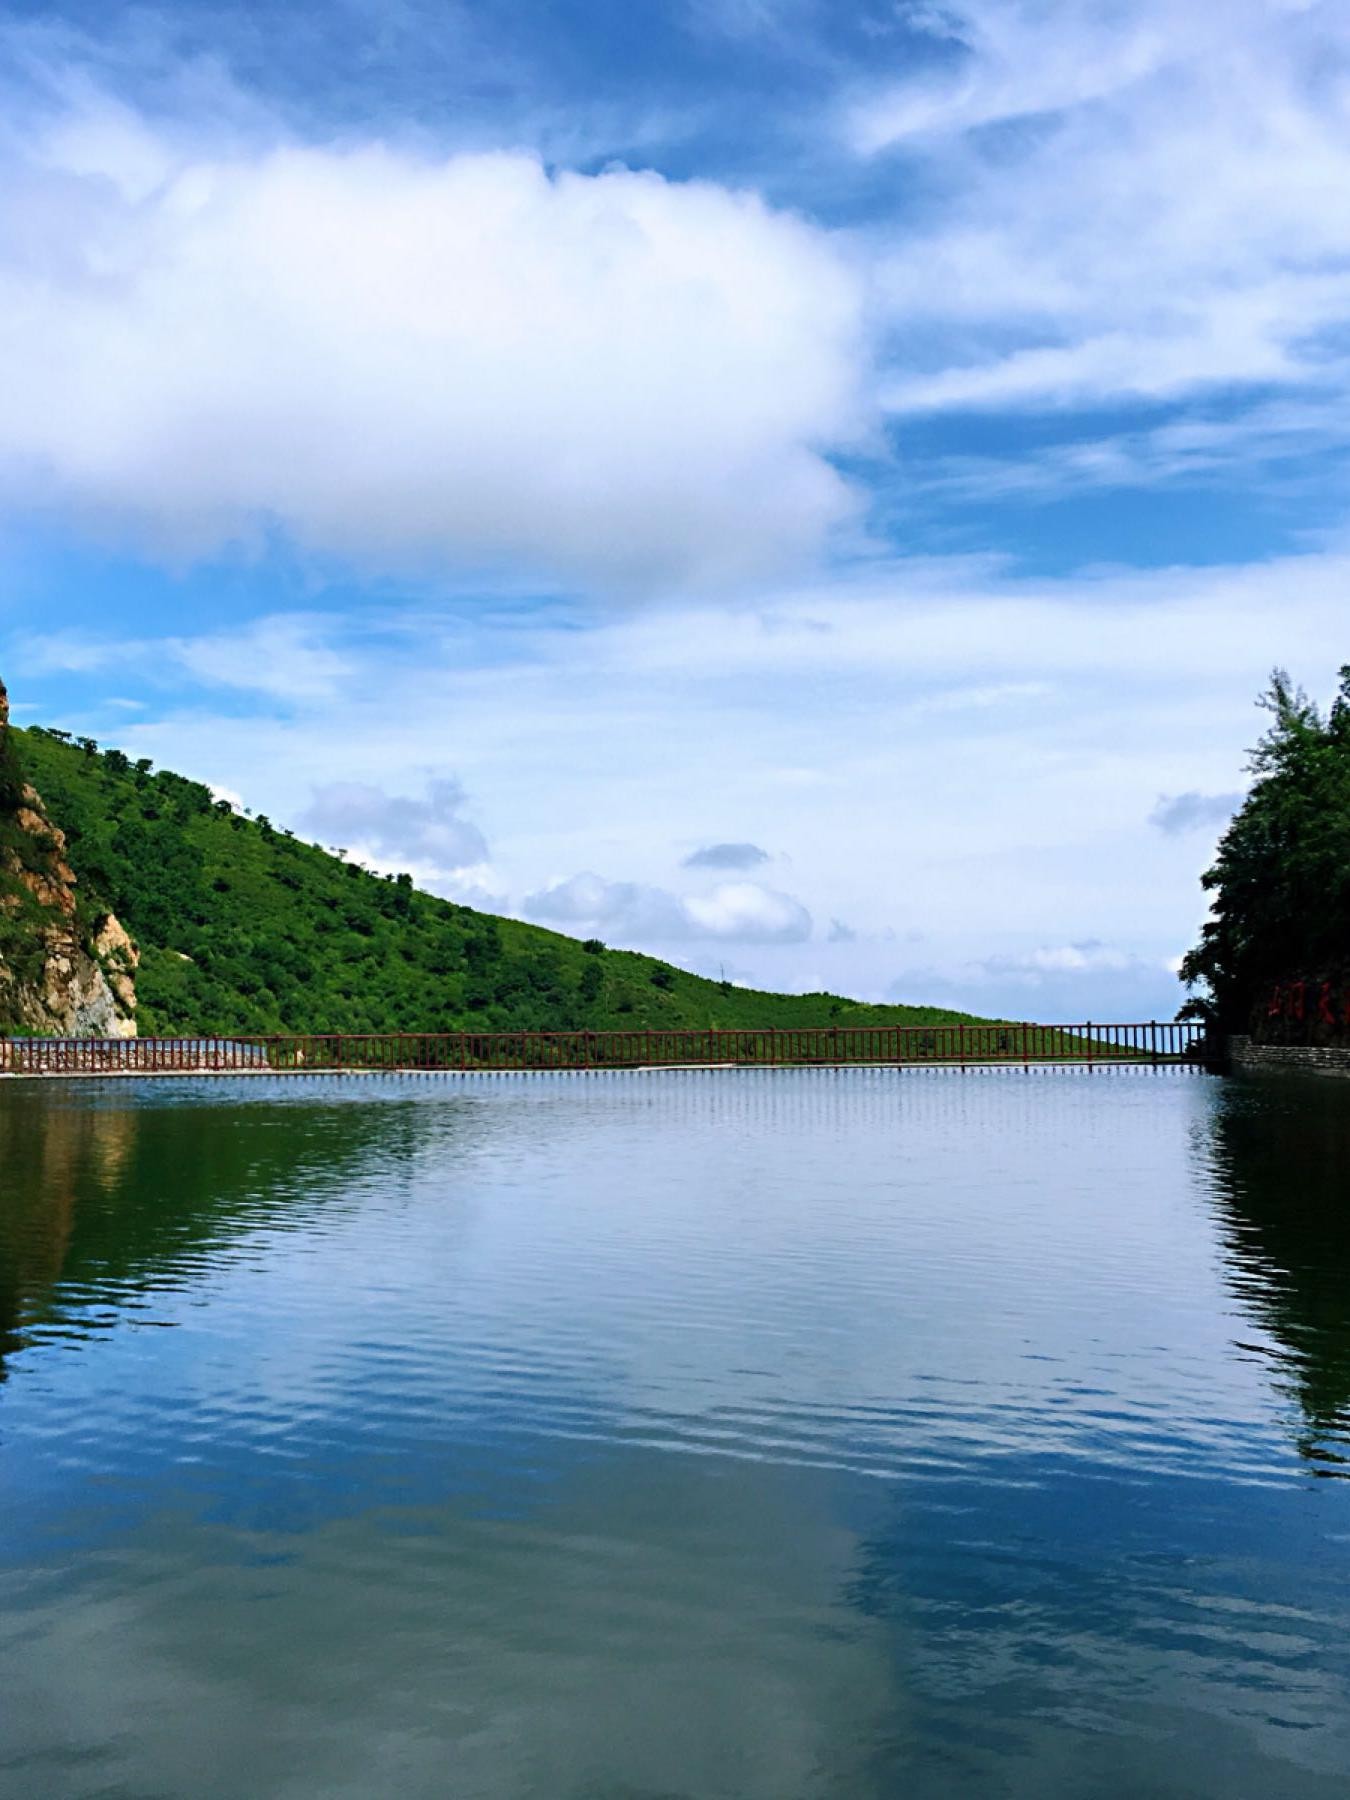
[1, 0, 1348, 1021]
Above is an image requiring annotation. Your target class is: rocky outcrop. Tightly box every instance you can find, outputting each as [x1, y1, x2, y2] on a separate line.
[0, 677, 138, 1039]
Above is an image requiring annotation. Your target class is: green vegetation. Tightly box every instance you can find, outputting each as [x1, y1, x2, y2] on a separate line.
[1181, 666, 1350, 1032]
[12, 725, 989, 1038]
[0, 705, 69, 1005]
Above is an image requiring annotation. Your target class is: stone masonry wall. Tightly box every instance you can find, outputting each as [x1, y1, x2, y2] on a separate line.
[1228, 1036, 1350, 1078]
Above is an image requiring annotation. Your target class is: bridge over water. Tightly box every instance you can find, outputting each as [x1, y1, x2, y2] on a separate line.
[1, 1022, 1213, 1077]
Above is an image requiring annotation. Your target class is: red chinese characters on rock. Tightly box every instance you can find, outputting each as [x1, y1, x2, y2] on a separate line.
[1266, 980, 1350, 1032]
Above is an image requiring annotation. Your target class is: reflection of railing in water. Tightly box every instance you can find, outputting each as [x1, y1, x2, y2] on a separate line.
[0, 1022, 1215, 1077]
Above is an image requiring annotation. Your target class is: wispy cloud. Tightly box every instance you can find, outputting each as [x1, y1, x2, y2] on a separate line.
[1149, 791, 1242, 836]
[171, 618, 353, 701]
[902, 397, 1350, 506]
[860, 0, 1350, 419]
[15, 615, 352, 702]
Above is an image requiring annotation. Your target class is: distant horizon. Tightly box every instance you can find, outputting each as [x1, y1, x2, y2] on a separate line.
[2, 0, 1345, 1021]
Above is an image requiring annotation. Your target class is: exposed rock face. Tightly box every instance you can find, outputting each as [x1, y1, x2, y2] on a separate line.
[0, 677, 138, 1038]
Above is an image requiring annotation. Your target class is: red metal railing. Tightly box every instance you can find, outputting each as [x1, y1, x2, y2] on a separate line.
[0, 1022, 1213, 1077]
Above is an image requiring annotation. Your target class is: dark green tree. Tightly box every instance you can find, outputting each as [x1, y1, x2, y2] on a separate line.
[1180, 666, 1350, 1031]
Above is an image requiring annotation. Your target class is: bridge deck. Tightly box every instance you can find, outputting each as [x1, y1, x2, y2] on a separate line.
[1, 1023, 1213, 1078]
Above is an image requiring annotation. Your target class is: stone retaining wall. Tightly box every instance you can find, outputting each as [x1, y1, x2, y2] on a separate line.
[1228, 1035, 1350, 1077]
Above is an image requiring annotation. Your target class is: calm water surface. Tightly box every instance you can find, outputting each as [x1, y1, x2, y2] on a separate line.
[2, 1068, 1349, 1798]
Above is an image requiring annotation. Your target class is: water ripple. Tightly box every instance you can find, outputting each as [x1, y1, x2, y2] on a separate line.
[1, 1068, 1349, 1797]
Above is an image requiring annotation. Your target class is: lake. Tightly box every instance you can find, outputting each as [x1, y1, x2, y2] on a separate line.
[2, 1067, 1348, 1798]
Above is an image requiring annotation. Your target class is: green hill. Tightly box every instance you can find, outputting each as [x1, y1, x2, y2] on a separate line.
[11, 724, 985, 1038]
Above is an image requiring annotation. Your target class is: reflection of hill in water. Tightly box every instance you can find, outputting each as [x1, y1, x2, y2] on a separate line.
[1203, 1074, 1350, 1461]
[0, 1083, 434, 1374]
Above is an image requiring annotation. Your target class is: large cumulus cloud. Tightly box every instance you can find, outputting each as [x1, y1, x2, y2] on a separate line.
[0, 99, 868, 591]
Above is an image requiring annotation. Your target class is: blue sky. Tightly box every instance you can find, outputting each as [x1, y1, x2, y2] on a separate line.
[2, 0, 1348, 1019]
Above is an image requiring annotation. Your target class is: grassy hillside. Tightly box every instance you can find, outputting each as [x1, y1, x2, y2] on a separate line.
[0, 697, 51, 1001]
[12, 726, 988, 1038]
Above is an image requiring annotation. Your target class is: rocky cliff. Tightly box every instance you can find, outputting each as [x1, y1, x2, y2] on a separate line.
[0, 678, 137, 1038]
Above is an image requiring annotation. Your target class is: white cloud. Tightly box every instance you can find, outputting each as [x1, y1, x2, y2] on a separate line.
[300, 777, 488, 874]
[522, 872, 812, 943]
[858, 0, 1350, 414]
[0, 94, 868, 591]
[683, 881, 812, 940]
[523, 872, 687, 937]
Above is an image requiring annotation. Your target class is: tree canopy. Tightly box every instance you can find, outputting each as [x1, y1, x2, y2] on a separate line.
[1181, 666, 1350, 1034]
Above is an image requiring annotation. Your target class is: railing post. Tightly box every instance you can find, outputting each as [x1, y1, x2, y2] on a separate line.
[1086, 1022, 1093, 1072]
